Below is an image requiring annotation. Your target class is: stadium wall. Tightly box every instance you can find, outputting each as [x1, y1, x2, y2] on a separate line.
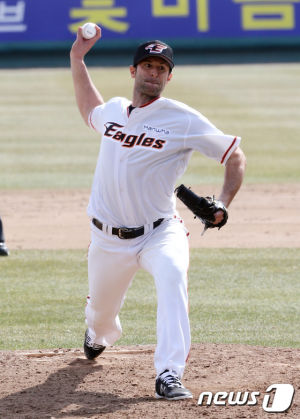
[1, 0, 300, 64]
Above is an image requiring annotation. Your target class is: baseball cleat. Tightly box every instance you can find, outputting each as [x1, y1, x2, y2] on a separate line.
[155, 369, 193, 400]
[0, 242, 9, 256]
[83, 329, 105, 360]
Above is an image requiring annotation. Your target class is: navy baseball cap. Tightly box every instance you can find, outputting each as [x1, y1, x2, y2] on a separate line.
[133, 40, 174, 71]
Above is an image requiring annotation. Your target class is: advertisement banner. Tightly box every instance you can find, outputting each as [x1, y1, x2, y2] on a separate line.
[1, 0, 300, 46]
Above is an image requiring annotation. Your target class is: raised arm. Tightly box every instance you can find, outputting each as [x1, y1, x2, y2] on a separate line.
[70, 26, 104, 125]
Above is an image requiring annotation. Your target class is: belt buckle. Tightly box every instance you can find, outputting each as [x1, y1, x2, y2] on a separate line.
[118, 227, 130, 239]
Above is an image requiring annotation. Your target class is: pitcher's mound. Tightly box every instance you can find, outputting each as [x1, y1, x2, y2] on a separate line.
[0, 343, 299, 418]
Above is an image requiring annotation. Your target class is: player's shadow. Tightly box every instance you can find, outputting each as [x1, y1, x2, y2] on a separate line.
[0, 357, 155, 418]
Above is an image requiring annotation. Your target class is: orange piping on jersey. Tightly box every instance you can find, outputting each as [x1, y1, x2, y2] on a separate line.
[140, 96, 160, 108]
[89, 109, 97, 131]
[127, 97, 160, 116]
[221, 136, 237, 164]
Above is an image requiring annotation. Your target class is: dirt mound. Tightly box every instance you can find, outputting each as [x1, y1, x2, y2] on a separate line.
[1, 183, 299, 418]
[1, 183, 300, 250]
[0, 343, 299, 418]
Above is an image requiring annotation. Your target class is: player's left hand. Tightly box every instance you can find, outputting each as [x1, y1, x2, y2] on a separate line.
[212, 210, 225, 225]
[174, 184, 228, 234]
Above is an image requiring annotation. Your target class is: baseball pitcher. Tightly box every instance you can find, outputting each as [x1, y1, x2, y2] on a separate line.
[70, 26, 246, 400]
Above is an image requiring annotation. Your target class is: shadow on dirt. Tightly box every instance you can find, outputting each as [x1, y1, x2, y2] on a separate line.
[0, 357, 155, 418]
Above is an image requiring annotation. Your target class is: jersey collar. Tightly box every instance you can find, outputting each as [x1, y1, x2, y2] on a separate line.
[127, 96, 161, 117]
[140, 96, 160, 108]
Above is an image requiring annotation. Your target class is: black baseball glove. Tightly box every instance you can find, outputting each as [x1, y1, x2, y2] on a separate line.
[174, 184, 228, 234]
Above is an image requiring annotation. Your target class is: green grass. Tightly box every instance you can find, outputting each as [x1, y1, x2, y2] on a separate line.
[0, 63, 300, 189]
[0, 250, 88, 349]
[0, 248, 299, 350]
[0, 63, 299, 352]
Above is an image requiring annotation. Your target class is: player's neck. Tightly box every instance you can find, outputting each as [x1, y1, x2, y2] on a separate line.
[131, 93, 160, 108]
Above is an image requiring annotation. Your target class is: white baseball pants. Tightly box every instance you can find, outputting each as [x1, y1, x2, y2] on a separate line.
[86, 217, 190, 378]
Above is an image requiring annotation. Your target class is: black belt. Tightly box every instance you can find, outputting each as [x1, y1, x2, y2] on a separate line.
[92, 218, 164, 239]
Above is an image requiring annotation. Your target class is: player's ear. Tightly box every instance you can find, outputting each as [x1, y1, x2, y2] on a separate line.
[129, 65, 136, 79]
[167, 72, 173, 82]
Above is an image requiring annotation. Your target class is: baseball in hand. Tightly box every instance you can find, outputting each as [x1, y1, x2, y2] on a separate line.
[82, 22, 97, 39]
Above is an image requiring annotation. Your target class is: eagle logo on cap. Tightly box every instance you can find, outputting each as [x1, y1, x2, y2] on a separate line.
[145, 43, 167, 53]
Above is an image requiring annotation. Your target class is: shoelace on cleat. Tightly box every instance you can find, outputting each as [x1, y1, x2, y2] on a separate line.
[91, 343, 104, 350]
[86, 333, 103, 350]
[161, 374, 182, 388]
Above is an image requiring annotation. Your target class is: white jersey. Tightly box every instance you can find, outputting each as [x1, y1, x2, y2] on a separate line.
[87, 96, 241, 227]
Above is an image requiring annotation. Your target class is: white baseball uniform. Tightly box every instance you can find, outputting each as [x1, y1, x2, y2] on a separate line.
[86, 96, 240, 377]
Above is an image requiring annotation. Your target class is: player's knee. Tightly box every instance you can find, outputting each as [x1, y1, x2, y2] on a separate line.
[156, 260, 187, 287]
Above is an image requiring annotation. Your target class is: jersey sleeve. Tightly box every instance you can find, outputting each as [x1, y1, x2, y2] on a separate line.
[88, 103, 106, 133]
[184, 111, 241, 165]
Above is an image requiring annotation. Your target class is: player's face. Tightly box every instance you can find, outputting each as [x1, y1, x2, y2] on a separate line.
[130, 57, 172, 99]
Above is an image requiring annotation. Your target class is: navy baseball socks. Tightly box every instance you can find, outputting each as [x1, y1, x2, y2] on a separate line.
[155, 369, 193, 400]
[83, 329, 106, 360]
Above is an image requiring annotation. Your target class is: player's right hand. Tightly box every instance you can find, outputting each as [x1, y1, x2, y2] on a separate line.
[70, 25, 101, 60]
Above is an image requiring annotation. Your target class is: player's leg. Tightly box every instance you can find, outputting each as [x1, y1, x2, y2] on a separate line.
[86, 235, 139, 349]
[139, 218, 190, 379]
